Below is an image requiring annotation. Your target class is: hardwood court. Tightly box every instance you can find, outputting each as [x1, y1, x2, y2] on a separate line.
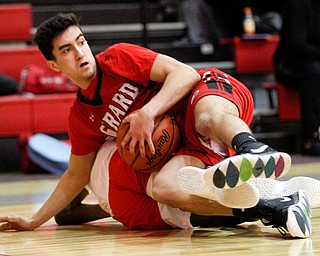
[0, 158, 320, 256]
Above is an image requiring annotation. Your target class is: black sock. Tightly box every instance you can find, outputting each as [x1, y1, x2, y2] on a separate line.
[232, 132, 275, 154]
[231, 132, 257, 154]
[232, 199, 265, 219]
[190, 214, 256, 227]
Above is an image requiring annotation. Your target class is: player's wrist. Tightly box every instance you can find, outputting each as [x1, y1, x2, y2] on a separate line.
[28, 216, 44, 230]
[140, 106, 158, 121]
[28, 220, 39, 230]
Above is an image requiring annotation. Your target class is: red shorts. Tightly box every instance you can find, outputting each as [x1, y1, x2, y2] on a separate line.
[108, 150, 171, 229]
[173, 68, 254, 166]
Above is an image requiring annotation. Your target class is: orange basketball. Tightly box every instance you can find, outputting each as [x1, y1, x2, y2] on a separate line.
[116, 113, 181, 173]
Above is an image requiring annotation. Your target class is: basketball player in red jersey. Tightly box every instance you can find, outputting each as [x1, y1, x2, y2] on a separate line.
[0, 13, 313, 238]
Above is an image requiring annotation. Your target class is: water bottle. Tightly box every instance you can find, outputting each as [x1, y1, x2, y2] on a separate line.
[243, 7, 256, 35]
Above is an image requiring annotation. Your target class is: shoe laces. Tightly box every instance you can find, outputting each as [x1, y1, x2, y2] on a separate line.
[276, 226, 287, 236]
[260, 203, 288, 236]
[261, 216, 288, 236]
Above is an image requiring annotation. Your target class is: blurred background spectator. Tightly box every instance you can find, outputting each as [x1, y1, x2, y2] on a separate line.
[0, 73, 18, 96]
[273, 0, 320, 155]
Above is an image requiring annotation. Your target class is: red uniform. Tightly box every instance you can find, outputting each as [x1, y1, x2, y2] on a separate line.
[69, 43, 160, 155]
[70, 43, 254, 229]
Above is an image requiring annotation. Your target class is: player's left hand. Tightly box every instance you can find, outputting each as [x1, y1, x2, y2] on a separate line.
[121, 109, 155, 157]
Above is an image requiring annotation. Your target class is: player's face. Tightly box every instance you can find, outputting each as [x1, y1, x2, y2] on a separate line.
[48, 25, 96, 89]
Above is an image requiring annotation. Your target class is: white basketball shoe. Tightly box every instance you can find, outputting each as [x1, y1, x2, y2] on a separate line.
[177, 165, 260, 209]
[250, 176, 320, 208]
[178, 152, 291, 190]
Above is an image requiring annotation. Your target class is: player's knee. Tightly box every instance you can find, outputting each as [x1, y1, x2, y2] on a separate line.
[151, 176, 182, 208]
[54, 209, 71, 225]
[151, 178, 171, 203]
[195, 112, 213, 134]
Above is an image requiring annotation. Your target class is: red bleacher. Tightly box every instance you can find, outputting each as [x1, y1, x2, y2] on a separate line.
[233, 35, 301, 121]
[0, 3, 33, 42]
[0, 93, 75, 136]
[0, 4, 76, 137]
[234, 35, 279, 74]
[0, 46, 47, 82]
[262, 82, 301, 121]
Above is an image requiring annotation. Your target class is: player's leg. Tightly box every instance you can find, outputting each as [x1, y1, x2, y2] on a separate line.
[108, 150, 173, 229]
[54, 188, 110, 225]
[186, 95, 291, 189]
[177, 68, 291, 190]
[151, 154, 248, 213]
[109, 151, 265, 230]
[151, 156, 311, 238]
[89, 139, 311, 237]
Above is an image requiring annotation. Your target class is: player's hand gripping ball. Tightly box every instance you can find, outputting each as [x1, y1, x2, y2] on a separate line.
[116, 113, 181, 173]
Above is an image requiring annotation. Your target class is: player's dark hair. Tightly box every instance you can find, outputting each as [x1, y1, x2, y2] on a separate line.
[33, 13, 81, 60]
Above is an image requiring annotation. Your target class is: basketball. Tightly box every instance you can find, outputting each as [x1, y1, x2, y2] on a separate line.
[116, 113, 181, 173]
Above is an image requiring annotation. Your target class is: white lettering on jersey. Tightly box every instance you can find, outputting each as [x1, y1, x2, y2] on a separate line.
[201, 70, 212, 82]
[202, 70, 231, 85]
[119, 83, 139, 99]
[100, 83, 139, 136]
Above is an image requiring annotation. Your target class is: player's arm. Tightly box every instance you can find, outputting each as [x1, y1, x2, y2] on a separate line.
[122, 54, 200, 156]
[147, 54, 200, 113]
[0, 152, 96, 231]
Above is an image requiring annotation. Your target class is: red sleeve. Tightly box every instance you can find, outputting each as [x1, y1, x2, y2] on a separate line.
[68, 103, 106, 155]
[96, 43, 159, 87]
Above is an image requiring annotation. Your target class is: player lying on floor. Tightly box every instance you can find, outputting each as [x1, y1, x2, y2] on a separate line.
[2, 139, 315, 239]
[49, 139, 318, 237]
[0, 13, 312, 239]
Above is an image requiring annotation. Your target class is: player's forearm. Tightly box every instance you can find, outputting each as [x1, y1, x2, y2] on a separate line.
[29, 170, 90, 229]
[144, 65, 200, 118]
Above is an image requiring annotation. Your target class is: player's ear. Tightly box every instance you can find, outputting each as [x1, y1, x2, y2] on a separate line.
[47, 60, 60, 72]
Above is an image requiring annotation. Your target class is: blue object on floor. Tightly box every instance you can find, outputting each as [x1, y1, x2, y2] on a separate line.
[27, 133, 70, 175]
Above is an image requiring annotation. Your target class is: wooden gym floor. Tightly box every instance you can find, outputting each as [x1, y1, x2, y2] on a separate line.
[0, 154, 320, 256]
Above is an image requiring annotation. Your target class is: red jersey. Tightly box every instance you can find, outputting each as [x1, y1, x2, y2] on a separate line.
[69, 43, 161, 155]
[68, 43, 254, 166]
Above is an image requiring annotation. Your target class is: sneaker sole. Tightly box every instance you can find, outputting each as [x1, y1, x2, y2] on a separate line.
[201, 152, 291, 189]
[286, 190, 312, 238]
[250, 176, 320, 209]
[177, 166, 260, 208]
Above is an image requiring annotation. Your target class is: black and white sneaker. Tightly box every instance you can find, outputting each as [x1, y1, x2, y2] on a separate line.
[260, 190, 312, 238]
[250, 176, 320, 209]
